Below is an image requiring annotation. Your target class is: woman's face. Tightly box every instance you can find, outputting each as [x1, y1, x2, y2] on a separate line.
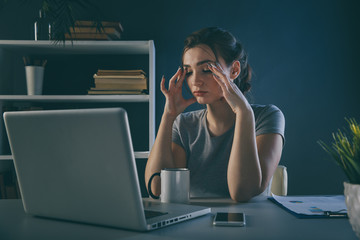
[183, 44, 230, 105]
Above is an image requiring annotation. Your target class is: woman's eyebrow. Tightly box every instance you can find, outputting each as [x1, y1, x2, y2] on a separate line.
[183, 60, 215, 68]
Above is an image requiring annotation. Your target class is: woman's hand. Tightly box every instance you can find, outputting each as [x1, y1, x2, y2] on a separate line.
[208, 63, 250, 114]
[161, 67, 196, 119]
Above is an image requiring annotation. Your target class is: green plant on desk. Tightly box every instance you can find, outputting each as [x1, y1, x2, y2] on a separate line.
[318, 118, 360, 238]
[318, 118, 360, 184]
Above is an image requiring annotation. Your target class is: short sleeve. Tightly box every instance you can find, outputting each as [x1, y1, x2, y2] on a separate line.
[253, 104, 285, 143]
[172, 115, 185, 149]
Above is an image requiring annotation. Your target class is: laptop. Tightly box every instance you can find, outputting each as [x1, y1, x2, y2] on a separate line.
[3, 107, 210, 231]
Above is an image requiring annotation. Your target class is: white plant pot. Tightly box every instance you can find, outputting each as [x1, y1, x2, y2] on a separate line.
[344, 182, 360, 239]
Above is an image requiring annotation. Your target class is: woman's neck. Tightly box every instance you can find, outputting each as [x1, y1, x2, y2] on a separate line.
[206, 98, 236, 137]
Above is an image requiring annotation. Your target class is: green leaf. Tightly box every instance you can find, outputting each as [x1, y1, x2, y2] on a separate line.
[318, 118, 360, 184]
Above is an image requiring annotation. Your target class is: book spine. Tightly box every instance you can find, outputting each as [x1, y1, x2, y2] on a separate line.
[93, 83, 147, 90]
[69, 27, 120, 34]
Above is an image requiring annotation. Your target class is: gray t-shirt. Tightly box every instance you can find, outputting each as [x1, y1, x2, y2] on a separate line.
[172, 104, 285, 198]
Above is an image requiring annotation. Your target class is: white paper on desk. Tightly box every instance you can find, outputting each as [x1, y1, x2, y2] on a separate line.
[271, 195, 347, 215]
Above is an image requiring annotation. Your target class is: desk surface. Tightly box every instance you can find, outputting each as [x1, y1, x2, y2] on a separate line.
[0, 197, 357, 240]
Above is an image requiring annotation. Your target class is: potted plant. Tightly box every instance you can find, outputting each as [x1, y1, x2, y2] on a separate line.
[318, 118, 360, 238]
[38, 0, 106, 43]
[0, 0, 105, 44]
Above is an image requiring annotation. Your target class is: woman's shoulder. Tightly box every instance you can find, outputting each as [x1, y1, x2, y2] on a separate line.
[251, 104, 285, 136]
[251, 104, 284, 119]
[251, 103, 281, 112]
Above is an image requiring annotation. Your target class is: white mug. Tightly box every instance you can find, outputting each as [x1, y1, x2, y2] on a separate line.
[148, 168, 190, 204]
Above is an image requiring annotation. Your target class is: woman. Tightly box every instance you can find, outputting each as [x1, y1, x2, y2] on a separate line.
[145, 27, 285, 202]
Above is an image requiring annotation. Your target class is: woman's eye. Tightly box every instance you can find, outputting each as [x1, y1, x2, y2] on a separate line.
[203, 69, 212, 73]
[185, 71, 193, 76]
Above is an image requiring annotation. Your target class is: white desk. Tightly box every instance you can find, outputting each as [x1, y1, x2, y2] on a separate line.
[0, 197, 357, 240]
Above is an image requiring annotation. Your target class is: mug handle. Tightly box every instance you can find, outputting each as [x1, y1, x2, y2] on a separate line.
[147, 172, 160, 199]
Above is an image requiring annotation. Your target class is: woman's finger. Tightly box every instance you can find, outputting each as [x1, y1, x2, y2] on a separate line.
[160, 75, 169, 95]
[208, 63, 229, 89]
[212, 71, 227, 90]
[177, 67, 187, 86]
[168, 67, 182, 90]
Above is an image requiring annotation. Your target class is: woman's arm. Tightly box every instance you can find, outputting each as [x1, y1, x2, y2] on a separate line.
[227, 107, 261, 202]
[256, 133, 284, 194]
[145, 68, 195, 197]
[228, 108, 283, 202]
[208, 63, 283, 202]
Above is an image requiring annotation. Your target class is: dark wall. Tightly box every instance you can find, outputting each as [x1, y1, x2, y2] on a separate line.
[1, 0, 359, 195]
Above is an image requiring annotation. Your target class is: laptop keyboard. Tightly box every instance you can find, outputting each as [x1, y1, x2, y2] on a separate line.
[144, 210, 168, 219]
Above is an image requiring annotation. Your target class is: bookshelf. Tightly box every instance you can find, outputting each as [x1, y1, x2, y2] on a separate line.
[0, 40, 156, 161]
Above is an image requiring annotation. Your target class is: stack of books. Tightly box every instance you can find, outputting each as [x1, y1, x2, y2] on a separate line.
[65, 21, 123, 40]
[88, 69, 148, 95]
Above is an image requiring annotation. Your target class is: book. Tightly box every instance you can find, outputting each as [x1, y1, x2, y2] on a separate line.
[94, 78, 146, 84]
[92, 81, 147, 90]
[69, 27, 121, 34]
[94, 74, 147, 80]
[65, 32, 119, 40]
[96, 69, 146, 76]
[94, 79, 146, 84]
[93, 75, 147, 88]
[87, 89, 146, 95]
[66, 21, 123, 40]
[89, 69, 148, 95]
[74, 20, 123, 29]
[67, 27, 121, 40]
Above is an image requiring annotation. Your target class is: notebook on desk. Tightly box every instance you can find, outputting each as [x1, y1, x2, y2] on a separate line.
[3, 108, 210, 231]
[268, 195, 347, 218]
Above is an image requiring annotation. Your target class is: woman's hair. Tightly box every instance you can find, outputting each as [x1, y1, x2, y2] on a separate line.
[182, 27, 252, 93]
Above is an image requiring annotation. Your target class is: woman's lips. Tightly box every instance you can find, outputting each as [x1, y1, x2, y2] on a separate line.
[193, 91, 208, 96]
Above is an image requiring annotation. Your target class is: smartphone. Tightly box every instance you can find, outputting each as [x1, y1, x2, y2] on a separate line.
[213, 212, 246, 227]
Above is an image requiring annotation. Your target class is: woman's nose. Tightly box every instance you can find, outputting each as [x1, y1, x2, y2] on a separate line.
[191, 72, 204, 86]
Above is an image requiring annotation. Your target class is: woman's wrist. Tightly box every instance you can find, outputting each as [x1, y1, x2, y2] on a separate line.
[162, 112, 178, 123]
[233, 100, 252, 115]
[235, 104, 254, 122]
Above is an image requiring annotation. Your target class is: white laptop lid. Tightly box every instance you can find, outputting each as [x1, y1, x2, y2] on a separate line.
[4, 108, 148, 230]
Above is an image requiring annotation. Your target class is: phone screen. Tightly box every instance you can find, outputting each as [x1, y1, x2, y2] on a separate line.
[213, 212, 246, 226]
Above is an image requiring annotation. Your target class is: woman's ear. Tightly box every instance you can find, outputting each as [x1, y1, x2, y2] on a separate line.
[230, 61, 241, 80]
